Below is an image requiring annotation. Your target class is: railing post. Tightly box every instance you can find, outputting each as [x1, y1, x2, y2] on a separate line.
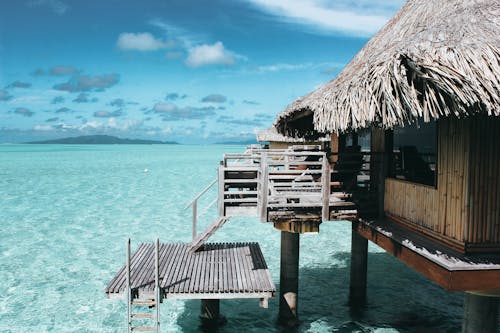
[155, 238, 160, 332]
[322, 153, 331, 221]
[126, 238, 131, 333]
[218, 161, 225, 218]
[260, 153, 269, 222]
[192, 200, 197, 240]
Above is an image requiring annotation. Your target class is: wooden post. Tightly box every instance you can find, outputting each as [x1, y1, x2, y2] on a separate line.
[330, 133, 339, 164]
[322, 153, 331, 221]
[126, 238, 131, 333]
[155, 239, 160, 332]
[279, 231, 300, 326]
[200, 299, 225, 326]
[218, 162, 225, 217]
[192, 200, 197, 240]
[260, 154, 269, 222]
[462, 293, 499, 333]
[349, 222, 368, 306]
[370, 128, 393, 218]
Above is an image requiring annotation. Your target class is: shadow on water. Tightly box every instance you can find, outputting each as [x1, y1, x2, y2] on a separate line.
[175, 251, 468, 332]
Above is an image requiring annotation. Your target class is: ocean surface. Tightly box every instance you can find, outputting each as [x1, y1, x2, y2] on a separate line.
[0, 144, 466, 332]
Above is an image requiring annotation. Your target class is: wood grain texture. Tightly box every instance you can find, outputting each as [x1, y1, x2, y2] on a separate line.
[105, 242, 276, 300]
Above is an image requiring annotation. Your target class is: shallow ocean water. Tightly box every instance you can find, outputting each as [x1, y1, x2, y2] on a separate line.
[0, 144, 467, 332]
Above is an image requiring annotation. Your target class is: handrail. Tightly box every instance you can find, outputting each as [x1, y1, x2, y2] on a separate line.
[154, 238, 160, 332]
[126, 238, 131, 333]
[184, 178, 218, 240]
[184, 178, 217, 209]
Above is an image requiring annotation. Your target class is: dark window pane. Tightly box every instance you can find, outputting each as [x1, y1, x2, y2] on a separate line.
[392, 121, 437, 186]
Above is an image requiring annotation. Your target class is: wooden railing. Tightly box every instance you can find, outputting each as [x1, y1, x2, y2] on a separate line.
[187, 146, 381, 230]
[259, 150, 330, 221]
[184, 178, 217, 240]
[330, 150, 381, 219]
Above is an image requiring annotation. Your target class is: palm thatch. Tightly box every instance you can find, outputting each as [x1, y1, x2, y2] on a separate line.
[275, 0, 500, 138]
[257, 127, 307, 143]
[256, 127, 329, 143]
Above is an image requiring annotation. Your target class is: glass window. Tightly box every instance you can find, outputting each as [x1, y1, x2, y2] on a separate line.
[392, 120, 437, 186]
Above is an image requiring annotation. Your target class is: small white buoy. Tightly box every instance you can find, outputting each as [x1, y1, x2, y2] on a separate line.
[144, 168, 149, 173]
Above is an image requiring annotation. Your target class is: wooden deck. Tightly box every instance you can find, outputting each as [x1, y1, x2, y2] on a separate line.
[106, 242, 275, 301]
[356, 219, 500, 290]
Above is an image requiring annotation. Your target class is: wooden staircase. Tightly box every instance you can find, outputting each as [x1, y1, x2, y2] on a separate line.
[184, 145, 377, 241]
[188, 216, 229, 252]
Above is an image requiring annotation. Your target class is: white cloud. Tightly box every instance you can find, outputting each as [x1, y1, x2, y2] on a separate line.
[148, 20, 244, 68]
[33, 124, 53, 131]
[255, 63, 313, 73]
[245, 0, 404, 36]
[108, 118, 144, 131]
[153, 102, 177, 113]
[80, 121, 102, 130]
[29, 0, 68, 15]
[185, 42, 236, 68]
[237, 61, 346, 74]
[117, 32, 171, 51]
[149, 19, 200, 49]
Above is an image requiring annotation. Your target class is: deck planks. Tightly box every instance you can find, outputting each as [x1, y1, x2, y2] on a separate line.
[106, 242, 275, 300]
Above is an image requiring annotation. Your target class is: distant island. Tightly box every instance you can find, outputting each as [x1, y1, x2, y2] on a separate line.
[27, 135, 178, 145]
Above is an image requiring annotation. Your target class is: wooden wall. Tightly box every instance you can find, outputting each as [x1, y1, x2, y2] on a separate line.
[384, 115, 500, 252]
[385, 179, 438, 231]
[437, 117, 470, 242]
[465, 115, 500, 248]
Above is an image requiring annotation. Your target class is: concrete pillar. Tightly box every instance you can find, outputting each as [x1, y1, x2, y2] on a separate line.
[200, 299, 225, 326]
[462, 293, 499, 333]
[349, 223, 368, 306]
[279, 231, 300, 326]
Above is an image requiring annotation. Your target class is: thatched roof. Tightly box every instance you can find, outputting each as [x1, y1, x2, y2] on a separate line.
[256, 127, 307, 143]
[275, 0, 500, 138]
[256, 127, 329, 142]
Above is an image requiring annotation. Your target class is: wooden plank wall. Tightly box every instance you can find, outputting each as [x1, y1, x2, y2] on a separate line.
[437, 117, 470, 242]
[385, 115, 500, 252]
[466, 115, 500, 246]
[385, 118, 471, 243]
[384, 178, 438, 231]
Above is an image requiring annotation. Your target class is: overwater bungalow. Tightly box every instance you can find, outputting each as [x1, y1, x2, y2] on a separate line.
[105, 0, 499, 331]
[274, 0, 500, 331]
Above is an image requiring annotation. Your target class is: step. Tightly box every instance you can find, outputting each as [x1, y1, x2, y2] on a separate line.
[331, 192, 352, 199]
[224, 166, 259, 171]
[223, 190, 258, 195]
[131, 313, 155, 319]
[132, 300, 156, 306]
[188, 217, 229, 252]
[224, 179, 258, 183]
[329, 201, 356, 207]
[223, 198, 258, 203]
[131, 327, 156, 332]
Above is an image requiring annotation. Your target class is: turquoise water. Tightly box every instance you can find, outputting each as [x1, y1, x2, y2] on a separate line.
[0, 144, 465, 332]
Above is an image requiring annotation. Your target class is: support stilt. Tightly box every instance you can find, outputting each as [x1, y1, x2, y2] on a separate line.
[200, 299, 225, 326]
[462, 293, 499, 333]
[278, 231, 300, 326]
[349, 223, 368, 306]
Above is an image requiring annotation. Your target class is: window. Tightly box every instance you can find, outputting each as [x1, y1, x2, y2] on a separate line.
[392, 120, 437, 187]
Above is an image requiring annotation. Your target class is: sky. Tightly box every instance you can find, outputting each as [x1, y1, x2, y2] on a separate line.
[0, 0, 405, 144]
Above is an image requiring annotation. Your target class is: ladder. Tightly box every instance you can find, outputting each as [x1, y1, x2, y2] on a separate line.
[126, 238, 161, 332]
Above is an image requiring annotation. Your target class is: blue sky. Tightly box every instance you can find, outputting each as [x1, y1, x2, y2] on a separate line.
[0, 0, 405, 143]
